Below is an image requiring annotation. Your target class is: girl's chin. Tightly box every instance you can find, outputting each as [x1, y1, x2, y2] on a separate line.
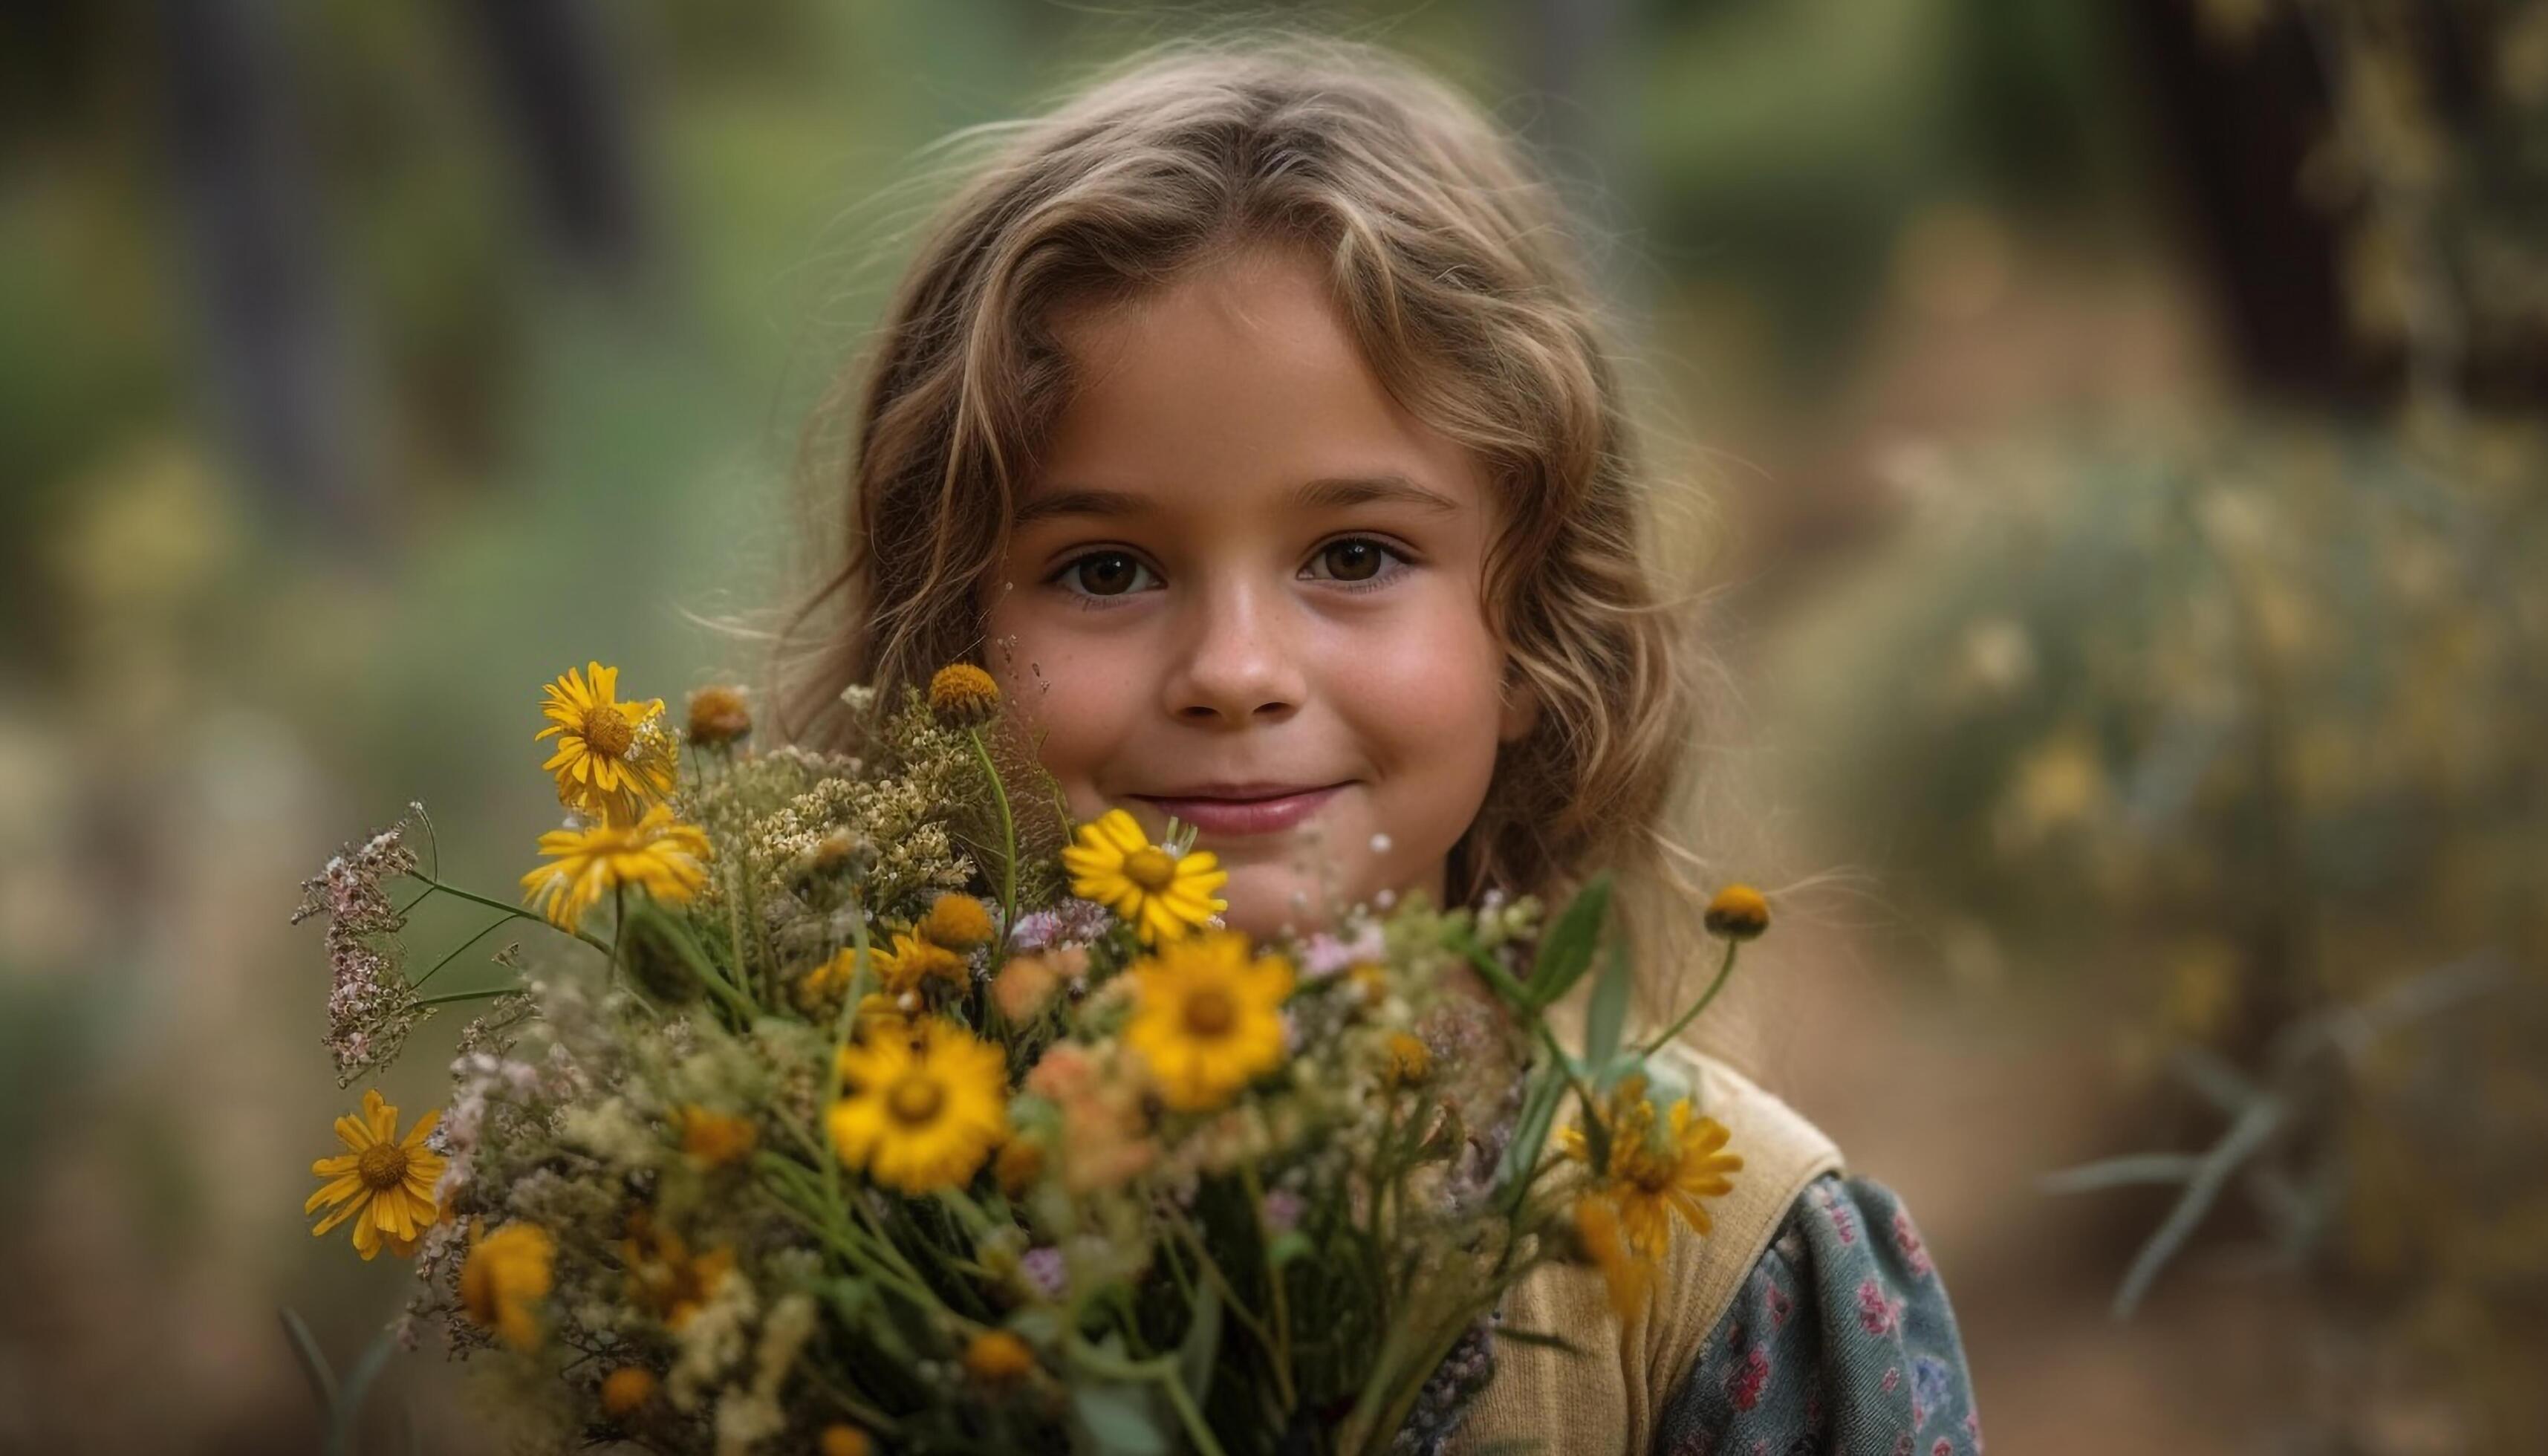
[1209, 868, 1377, 942]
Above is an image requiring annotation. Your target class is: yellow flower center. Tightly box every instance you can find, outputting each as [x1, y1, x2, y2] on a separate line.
[1181, 987, 1238, 1039]
[1623, 1158, 1676, 1194]
[357, 1141, 411, 1192]
[885, 1074, 946, 1127]
[1124, 847, 1178, 892]
[582, 703, 635, 758]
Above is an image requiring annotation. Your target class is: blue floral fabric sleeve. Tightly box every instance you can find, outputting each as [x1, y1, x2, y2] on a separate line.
[1652, 1174, 1983, 1456]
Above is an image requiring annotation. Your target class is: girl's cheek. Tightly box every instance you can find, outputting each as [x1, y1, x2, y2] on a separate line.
[1345, 597, 1505, 730]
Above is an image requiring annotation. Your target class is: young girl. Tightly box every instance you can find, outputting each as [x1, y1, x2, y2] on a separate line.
[776, 35, 1980, 1456]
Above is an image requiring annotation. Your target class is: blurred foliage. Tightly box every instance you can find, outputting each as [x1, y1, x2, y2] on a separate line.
[1792, 409, 2548, 1449]
[1781, 1, 2548, 1449]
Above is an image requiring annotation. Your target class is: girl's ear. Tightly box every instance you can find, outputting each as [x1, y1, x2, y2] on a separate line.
[1497, 660, 1541, 744]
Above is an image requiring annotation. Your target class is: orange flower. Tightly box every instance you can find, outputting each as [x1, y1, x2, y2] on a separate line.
[963, 1329, 1037, 1382]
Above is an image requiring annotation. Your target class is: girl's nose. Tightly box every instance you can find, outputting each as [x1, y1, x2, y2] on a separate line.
[1163, 575, 1305, 726]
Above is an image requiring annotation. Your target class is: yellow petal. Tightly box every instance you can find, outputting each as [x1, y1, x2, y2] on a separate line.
[1097, 810, 1148, 854]
[305, 1174, 363, 1215]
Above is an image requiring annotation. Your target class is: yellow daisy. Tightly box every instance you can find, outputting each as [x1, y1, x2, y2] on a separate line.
[1571, 1191, 1655, 1322]
[519, 803, 712, 931]
[1123, 930, 1295, 1112]
[1562, 1088, 1743, 1258]
[795, 946, 857, 1010]
[536, 662, 676, 824]
[828, 1017, 1010, 1194]
[1062, 808, 1228, 946]
[459, 1220, 556, 1348]
[871, 929, 969, 996]
[306, 1089, 446, 1261]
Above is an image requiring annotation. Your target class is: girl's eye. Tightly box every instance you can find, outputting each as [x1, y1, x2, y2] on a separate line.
[1052, 550, 1157, 602]
[1047, 538, 1411, 607]
[1304, 536, 1408, 588]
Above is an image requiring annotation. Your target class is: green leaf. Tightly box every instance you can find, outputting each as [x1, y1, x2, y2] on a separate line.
[1584, 1050, 1644, 1090]
[1008, 1307, 1066, 1345]
[1455, 934, 1535, 1009]
[1583, 934, 1630, 1070]
[1264, 1231, 1314, 1268]
[825, 1278, 914, 1362]
[331, 1325, 400, 1456]
[1495, 1070, 1565, 1200]
[1175, 1279, 1221, 1408]
[278, 1308, 338, 1414]
[1070, 1383, 1169, 1456]
[1524, 874, 1613, 1009]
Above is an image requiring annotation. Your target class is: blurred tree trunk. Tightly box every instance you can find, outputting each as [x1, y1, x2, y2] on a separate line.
[2115, 0, 2379, 408]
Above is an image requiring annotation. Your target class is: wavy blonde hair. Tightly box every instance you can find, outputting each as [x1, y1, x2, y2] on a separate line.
[771, 33, 1741, 1038]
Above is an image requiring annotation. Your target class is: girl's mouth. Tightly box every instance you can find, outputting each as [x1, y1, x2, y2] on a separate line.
[1128, 784, 1348, 836]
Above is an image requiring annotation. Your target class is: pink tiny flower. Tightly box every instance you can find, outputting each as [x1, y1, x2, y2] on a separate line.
[1895, 1208, 1934, 1278]
[1827, 1201, 1859, 1245]
[1726, 1345, 1771, 1412]
[1856, 1278, 1902, 1336]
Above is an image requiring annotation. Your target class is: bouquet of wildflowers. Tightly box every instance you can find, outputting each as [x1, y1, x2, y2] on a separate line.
[293, 660, 1762, 1455]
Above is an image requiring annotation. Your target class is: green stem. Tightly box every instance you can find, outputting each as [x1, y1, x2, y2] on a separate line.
[966, 727, 1020, 975]
[1533, 1019, 1611, 1170]
[409, 914, 513, 992]
[412, 803, 441, 883]
[1067, 1342, 1230, 1456]
[1158, 1369, 1228, 1456]
[609, 884, 627, 984]
[793, 1360, 900, 1434]
[758, 1186, 941, 1311]
[1640, 940, 1741, 1056]
[737, 857, 782, 997]
[723, 865, 758, 1007]
[1240, 1158, 1296, 1403]
[415, 986, 519, 1010]
[411, 877, 612, 956]
[1161, 1203, 1291, 1410]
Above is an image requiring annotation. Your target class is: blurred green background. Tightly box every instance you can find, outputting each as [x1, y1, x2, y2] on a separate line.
[4, 1, 2544, 1452]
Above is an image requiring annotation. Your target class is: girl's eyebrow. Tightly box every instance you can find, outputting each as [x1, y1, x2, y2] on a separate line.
[1013, 474, 1463, 529]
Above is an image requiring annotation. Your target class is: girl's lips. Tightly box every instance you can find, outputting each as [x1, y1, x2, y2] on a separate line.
[1130, 784, 1346, 836]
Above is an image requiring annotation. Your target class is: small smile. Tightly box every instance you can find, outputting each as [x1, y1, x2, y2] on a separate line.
[1128, 782, 1349, 837]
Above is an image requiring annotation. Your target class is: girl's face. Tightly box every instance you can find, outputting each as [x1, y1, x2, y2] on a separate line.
[981, 244, 1536, 939]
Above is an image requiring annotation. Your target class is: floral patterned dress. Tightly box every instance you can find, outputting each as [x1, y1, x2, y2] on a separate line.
[1649, 1174, 1982, 1456]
